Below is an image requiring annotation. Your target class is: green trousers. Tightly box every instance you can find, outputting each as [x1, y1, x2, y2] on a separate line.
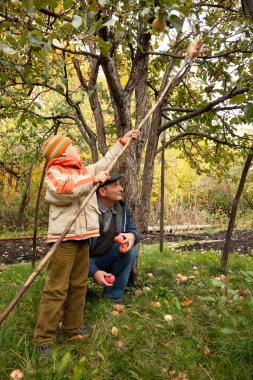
[34, 240, 89, 345]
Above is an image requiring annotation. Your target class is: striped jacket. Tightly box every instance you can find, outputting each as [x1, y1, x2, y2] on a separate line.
[45, 140, 125, 243]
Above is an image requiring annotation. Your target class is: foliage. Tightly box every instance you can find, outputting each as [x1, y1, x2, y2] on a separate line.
[0, 0, 253, 232]
[1, 245, 253, 379]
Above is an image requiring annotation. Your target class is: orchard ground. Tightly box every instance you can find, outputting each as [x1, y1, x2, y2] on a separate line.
[0, 242, 253, 379]
[0, 230, 253, 267]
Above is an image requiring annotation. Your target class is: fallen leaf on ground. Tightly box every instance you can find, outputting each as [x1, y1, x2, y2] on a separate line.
[203, 345, 210, 355]
[111, 326, 119, 336]
[181, 299, 193, 307]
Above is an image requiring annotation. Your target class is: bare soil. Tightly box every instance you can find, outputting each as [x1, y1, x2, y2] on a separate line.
[0, 230, 253, 267]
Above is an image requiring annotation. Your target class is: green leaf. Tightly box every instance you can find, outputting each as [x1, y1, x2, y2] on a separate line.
[33, 0, 51, 8]
[22, 0, 34, 13]
[249, 61, 253, 75]
[169, 15, 184, 33]
[71, 14, 83, 29]
[34, 102, 42, 109]
[27, 33, 44, 48]
[98, 0, 110, 5]
[221, 327, 234, 334]
[199, 296, 216, 302]
[97, 37, 110, 58]
[55, 85, 65, 94]
[211, 279, 224, 287]
[52, 39, 65, 49]
[244, 103, 253, 122]
[0, 42, 17, 55]
[229, 93, 246, 105]
[140, 7, 150, 17]
[89, 19, 104, 34]
[63, 0, 73, 9]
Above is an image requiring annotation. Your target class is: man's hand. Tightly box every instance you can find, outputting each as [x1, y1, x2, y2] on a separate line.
[117, 232, 135, 252]
[93, 270, 114, 287]
[121, 130, 140, 144]
[94, 170, 110, 184]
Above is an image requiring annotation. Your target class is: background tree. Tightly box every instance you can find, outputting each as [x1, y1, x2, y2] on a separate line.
[0, 0, 253, 231]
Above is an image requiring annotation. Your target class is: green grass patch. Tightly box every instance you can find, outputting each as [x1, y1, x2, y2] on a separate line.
[0, 245, 253, 379]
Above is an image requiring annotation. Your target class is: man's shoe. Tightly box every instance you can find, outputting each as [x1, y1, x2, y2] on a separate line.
[67, 327, 91, 341]
[37, 343, 51, 358]
[107, 297, 124, 304]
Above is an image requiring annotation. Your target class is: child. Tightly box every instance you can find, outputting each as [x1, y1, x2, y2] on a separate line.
[34, 130, 139, 357]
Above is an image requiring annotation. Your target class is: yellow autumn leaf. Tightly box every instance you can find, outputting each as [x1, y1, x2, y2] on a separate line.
[111, 326, 119, 336]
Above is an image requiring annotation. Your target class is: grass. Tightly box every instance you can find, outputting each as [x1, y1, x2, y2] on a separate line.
[0, 244, 253, 379]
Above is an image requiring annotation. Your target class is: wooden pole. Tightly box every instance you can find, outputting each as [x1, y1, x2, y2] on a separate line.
[159, 130, 166, 252]
[0, 54, 195, 326]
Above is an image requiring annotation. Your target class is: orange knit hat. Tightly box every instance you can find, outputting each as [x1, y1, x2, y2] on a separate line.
[42, 135, 72, 161]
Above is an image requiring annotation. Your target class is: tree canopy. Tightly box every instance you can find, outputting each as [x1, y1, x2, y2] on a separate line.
[0, 0, 253, 230]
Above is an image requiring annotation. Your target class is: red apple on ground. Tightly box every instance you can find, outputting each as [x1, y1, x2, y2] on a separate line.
[10, 370, 23, 380]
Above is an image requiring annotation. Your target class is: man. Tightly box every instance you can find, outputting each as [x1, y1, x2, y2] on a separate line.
[89, 173, 140, 303]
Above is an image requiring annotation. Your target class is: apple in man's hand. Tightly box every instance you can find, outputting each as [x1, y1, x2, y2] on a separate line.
[119, 242, 129, 253]
[114, 235, 126, 244]
[105, 274, 115, 284]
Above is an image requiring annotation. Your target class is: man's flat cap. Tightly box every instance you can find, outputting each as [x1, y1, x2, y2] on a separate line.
[98, 173, 124, 188]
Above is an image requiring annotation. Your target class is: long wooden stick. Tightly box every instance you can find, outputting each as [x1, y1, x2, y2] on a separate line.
[0, 54, 194, 326]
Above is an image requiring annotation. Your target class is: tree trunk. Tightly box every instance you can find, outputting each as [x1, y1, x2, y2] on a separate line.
[221, 153, 253, 269]
[17, 163, 34, 228]
[138, 109, 161, 232]
[32, 162, 47, 267]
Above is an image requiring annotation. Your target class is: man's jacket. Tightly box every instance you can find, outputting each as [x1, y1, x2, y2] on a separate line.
[89, 200, 140, 275]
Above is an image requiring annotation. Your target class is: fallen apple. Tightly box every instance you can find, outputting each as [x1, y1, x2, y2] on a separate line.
[117, 340, 124, 349]
[111, 310, 120, 316]
[105, 274, 115, 284]
[147, 272, 154, 278]
[113, 304, 125, 312]
[10, 370, 23, 380]
[163, 314, 173, 321]
[135, 289, 142, 296]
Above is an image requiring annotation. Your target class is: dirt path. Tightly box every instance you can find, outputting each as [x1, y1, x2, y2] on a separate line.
[0, 230, 253, 266]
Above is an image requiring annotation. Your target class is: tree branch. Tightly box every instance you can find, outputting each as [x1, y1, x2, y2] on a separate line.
[156, 131, 244, 155]
[158, 87, 249, 133]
